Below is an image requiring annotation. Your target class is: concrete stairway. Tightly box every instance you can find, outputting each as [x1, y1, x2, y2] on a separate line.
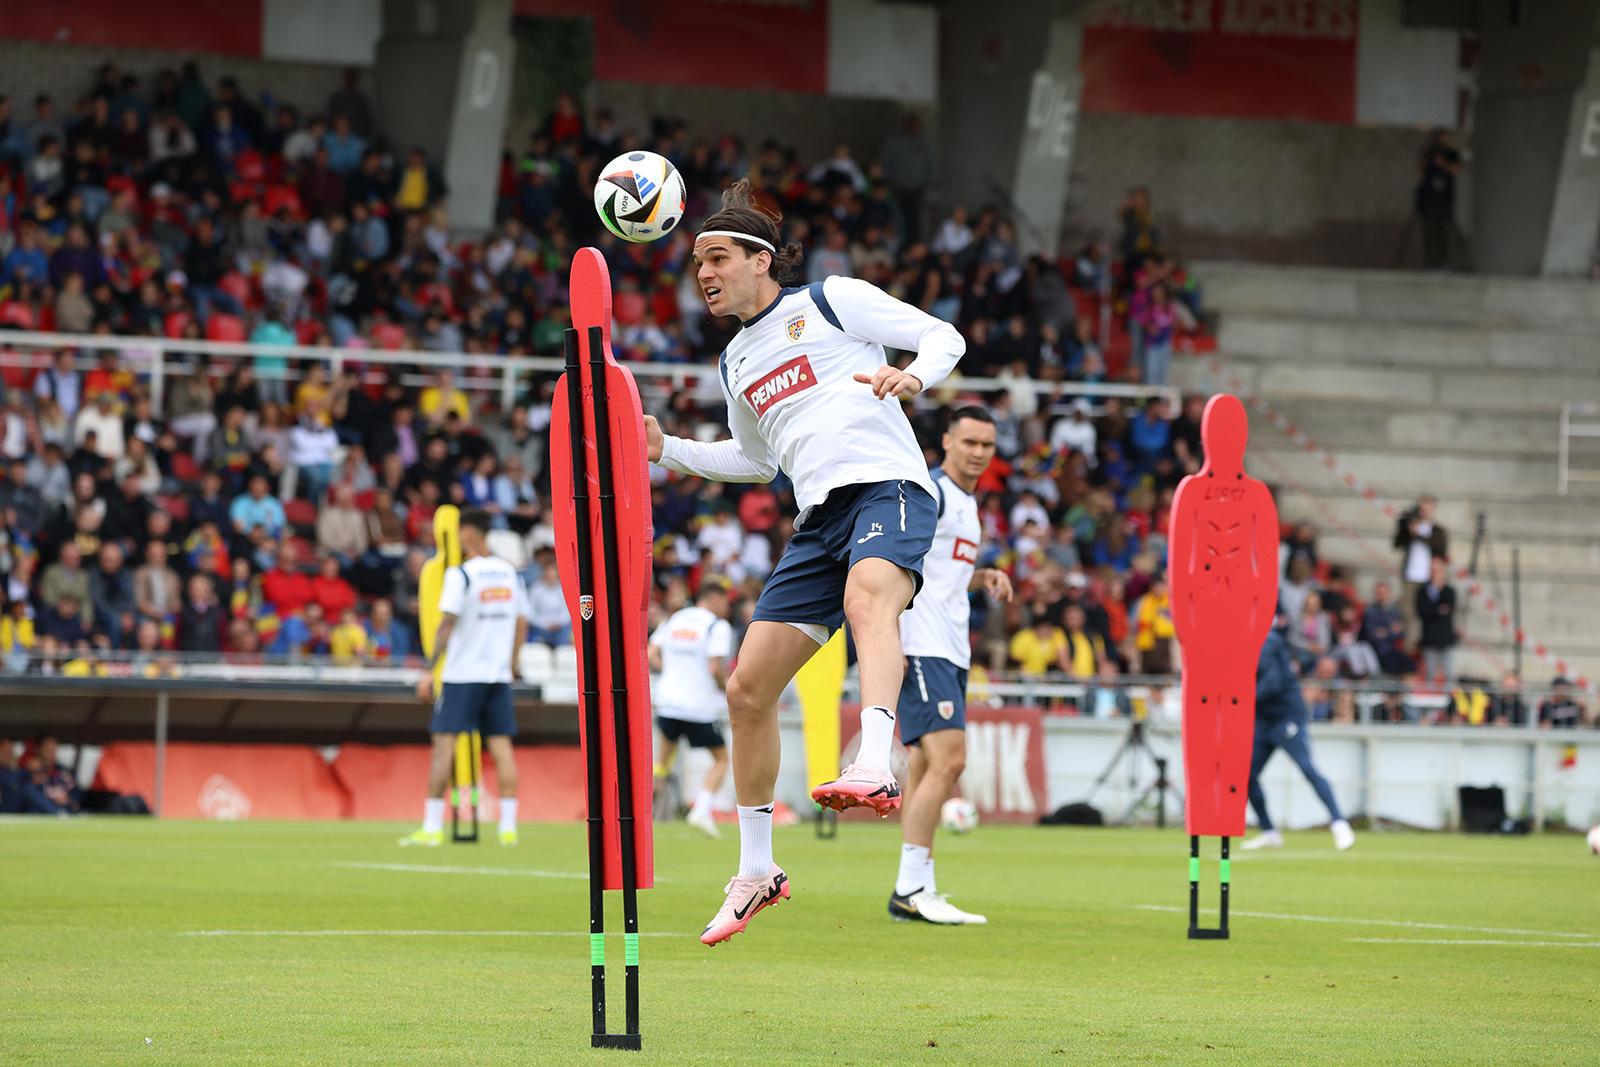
[1176, 262, 1600, 684]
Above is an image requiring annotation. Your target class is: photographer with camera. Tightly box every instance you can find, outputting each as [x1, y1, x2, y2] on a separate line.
[1394, 494, 1448, 648]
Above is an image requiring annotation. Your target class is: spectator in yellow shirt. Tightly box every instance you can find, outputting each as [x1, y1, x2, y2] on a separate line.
[393, 149, 433, 211]
[418, 370, 471, 427]
[1009, 615, 1068, 676]
[293, 362, 332, 426]
[1061, 604, 1105, 680]
[329, 608, 368, 664]
[1134, 576, 1176, 674]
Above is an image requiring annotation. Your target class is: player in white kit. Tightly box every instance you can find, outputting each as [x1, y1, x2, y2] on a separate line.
[890, 407, 1011, 925]
[650, 578, 735, 839]
[643, 178, 965, 945]
[400, 509, 530, 847]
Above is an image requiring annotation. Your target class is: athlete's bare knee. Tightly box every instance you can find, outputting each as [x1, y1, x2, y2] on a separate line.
[928, 748, 966, 782]
[724, 672, 773, 725]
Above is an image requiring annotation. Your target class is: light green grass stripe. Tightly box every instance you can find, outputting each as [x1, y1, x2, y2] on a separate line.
[624, 932, 639, 966]
[590, 933, 605, 966]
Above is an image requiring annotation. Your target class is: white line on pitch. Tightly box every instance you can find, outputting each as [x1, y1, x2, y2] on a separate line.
[1132, 904, 1599, 940]
[182, 930, 685, 938]
[1349, 938, 1600, 948]
[334, 861, 589, 879]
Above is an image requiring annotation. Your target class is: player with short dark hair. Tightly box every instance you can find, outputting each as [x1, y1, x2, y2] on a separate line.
[650, 578, 736, 838]
[644, 178, 966, 945]
[1240, 627, 1355, 852]
[889, 406, 1011, 925]
[400, 508, 530, 847]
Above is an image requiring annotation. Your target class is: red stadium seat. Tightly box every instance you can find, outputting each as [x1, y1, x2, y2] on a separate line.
[283, 498, 319, 530]
[163, 310, 194, 339]
[0, 301, 36, 329]
[371, 322, 407, 350]
[158, 494, 190, 524]
[218, 272, 252, 307]
[205, 314, 247, 343]
[234, 149, 266, 183]
[263, 184, 303, 219]
[170, 452, 202, 484]
[613, 290, 647, 327]
[288, 536, 316, 564]
[1, 352, 32, 391]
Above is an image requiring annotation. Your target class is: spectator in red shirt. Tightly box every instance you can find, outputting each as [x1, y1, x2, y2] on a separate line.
[310, 555, 357, 618]
[261, 540, 314, 618]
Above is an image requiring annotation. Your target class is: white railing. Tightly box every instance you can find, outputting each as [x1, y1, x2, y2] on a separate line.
[1558, 401, 1600, 496]
[0, 328, 1181, 419]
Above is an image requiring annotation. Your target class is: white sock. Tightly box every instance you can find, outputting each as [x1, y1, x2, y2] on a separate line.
[737, 803, 775, 879]
[896, 844, 930, 896]
[855, 705, 897, 774]
[498, 798, 518, 832]
[423, 798, 445, 834]
[691, 790, 714, 817]
[924, 856, 938, 895]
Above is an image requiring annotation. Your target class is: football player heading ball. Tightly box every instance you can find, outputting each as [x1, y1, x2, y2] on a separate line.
[645, 178, 965, 945]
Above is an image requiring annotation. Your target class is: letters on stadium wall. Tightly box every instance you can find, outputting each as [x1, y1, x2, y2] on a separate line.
[839, 704, 1047, 824]
[518, 0, 828, 95]
[1081, 0, 1359, 124]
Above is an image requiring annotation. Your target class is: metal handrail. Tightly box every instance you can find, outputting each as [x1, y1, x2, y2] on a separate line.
[1558, 401, 1600, 496]
[0, 327, 1182, 417]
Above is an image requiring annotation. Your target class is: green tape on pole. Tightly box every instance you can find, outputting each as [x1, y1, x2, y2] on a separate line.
[1188, 856, 1199, 882]
[624, 932, 639, 966]
[590, 933, 605, 966]
[1219, 859, 1231, 884]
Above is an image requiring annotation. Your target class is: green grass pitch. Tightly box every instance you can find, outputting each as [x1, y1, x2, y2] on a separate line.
[4, 818, 1598, 1064]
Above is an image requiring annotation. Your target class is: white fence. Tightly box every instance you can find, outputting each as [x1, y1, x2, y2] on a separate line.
[0, 328, 1182, 418]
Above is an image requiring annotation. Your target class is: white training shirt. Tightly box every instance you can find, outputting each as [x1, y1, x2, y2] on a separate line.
[657, 276, 965, 527]
[650, 605, 734, 723]
[437, 554, 530, 685]
[899, 467, 981, 669]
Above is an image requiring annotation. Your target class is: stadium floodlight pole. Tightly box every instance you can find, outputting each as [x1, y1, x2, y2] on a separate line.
[565, 328, 612, 1044]
[587, 323, 643, 1045]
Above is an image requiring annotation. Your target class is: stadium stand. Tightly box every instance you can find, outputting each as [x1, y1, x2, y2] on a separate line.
[0, 60, 1591, 733]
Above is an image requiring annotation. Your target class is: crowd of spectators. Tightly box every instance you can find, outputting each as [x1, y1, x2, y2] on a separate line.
[0, 63, 1587, 728]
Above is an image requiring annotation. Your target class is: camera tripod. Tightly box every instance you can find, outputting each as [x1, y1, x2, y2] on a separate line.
[1084, 718, 1182, 827]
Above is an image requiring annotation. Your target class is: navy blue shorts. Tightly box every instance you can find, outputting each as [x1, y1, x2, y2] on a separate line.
[899, 655, 967, 746]
[656, 715, 725, 750]
[430, 682, 518, 738]
[752, 479, 937, 633]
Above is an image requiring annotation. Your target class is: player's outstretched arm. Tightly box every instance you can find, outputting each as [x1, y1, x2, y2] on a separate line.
[825, 275, 966, 395]
[646, 379, 778, 485]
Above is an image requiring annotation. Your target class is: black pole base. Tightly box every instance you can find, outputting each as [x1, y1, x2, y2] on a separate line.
[1186, 834, 1230, 940]
[815, 808, 837, 839]
[591, 1034, 642, 1051]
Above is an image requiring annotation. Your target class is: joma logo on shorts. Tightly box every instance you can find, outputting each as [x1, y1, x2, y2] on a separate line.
[744, 355, 816, 417]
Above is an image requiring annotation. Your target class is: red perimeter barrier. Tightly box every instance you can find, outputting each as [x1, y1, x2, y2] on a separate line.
[93, 742, 349, 820]
[331, 743, 586, 822]
[91, 742, 590, 821]
[838, 703, 1047, 824]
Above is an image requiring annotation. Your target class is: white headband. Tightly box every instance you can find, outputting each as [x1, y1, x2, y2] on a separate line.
[694, 229, 776, 254]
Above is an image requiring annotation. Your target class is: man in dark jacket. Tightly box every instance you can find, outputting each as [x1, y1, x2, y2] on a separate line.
[1240, 628, 1354, 852]
[1415, 557, 1458, 684]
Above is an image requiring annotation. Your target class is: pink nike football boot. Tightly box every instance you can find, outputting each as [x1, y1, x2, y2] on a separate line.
[700, 866, 790, 946]
[810, 762, 902, 816]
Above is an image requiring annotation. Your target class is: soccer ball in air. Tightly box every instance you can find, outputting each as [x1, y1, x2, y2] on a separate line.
[1588, 824, 1600, 855]
[593, 151, 686, 243]
[941, 797, 979, 835]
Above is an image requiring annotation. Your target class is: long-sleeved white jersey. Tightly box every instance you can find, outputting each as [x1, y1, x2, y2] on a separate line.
[657, 277, 965, 527]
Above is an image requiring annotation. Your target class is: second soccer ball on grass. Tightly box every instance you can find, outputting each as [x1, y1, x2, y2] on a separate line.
[941, 797, 979, 835]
